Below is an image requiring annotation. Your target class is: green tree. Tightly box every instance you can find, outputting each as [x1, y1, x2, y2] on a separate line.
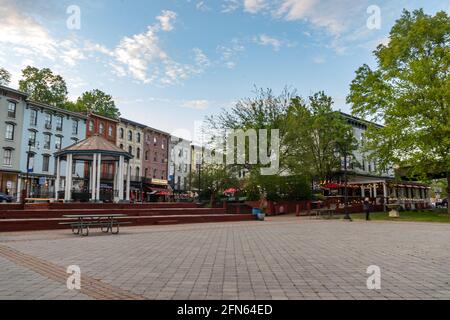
[18, 66, 68, 108]
[347, 9, 450, 213]
[75, 89, 120, 119]
[285, 91, 357, 183]
[190, 163, 239, 205]
[0, 67, 11, 86]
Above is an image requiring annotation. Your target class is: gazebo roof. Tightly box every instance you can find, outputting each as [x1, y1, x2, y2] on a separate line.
[55, 135, 132, 160]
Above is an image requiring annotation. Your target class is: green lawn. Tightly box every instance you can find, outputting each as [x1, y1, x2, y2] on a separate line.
[343, 209, 450, 223]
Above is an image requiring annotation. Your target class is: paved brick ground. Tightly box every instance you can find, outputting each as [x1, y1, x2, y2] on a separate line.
[1, 216, 449, 300]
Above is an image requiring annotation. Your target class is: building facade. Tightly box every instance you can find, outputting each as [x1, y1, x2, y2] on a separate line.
[0, 86, 27, 197]
[168, 136, 191, 192]
[19, 101, 87, 199]
[142, 127, 169, 199]
[117, 118, 145, 200]
[85, 113, 119, 183]
[117, 118, 145, 180]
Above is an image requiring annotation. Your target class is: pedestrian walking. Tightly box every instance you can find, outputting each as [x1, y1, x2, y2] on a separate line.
[363, 197, 371, 221]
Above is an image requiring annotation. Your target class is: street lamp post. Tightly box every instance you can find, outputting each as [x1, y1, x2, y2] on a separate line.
[23, 141, 33, 204]
[343, 150, 352, 221]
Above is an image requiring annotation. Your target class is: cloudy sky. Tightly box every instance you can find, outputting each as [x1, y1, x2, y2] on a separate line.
[0, 0, 448, 139]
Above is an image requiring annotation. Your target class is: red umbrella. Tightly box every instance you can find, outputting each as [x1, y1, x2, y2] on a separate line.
[224, 188, 237, 194]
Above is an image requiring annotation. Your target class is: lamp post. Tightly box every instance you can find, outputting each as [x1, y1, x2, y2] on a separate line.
[23, 140, 34, 204]
[342, 150, 352, 221]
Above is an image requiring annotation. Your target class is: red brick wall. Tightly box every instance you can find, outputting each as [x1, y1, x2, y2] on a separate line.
[142, 128, 169, 181]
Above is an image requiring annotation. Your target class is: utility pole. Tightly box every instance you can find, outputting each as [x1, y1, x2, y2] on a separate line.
[23, 141, 33, 204]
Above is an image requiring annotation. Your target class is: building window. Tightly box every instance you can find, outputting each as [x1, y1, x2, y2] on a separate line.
[45, 114, 52, 129]
[5, 123, 14, 140]
[136, 132, 141, 143]
[128, 146, 133, 155]
[56, 115, 63, 131]
[71, 137, 78, 144]
[55, 136, 62, 150]
[3, 149, 12, 166]
[30, 109, 38, 126]
[145, 151, 148, 160]
[119, 128, 124, 139]
[144, 168, 148, 177]
[7, 101, 16, 118]
[28, 131, 36, 147]
[161, 170, 165, 180]
[43, 134, 51, 150]
[89, 120, 94, 132]
[42, 155, 50, 172]
[99, 123, 104, 134]
[136, 147, 140, 159]
[153, 169, 157, 178]
[153, 137, 157, 146]
[108, 125, 113, 137]
[135, 167, 140, 177]
[120, 144, 123, 149]
[154, 152, 157, 162]
[128, 130, 132, 142]
[161, 141, 165, 149]
[72, 121, 78, 135]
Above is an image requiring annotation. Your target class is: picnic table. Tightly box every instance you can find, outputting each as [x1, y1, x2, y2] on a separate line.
[60, 214, 129, 236]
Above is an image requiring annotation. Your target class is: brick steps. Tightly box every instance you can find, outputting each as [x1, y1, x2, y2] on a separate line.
[0, 214, 255, 232]
[1, 208, 226, 219]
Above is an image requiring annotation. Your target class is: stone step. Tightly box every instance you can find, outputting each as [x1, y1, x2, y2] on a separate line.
[0, 214, 255, 232]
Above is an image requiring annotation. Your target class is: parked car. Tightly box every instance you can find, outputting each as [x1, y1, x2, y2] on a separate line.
[0, 192, 14, 203]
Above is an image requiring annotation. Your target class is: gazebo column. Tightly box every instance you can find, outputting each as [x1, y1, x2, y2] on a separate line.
[383, 182, 388, 212]
[126, 161, 131, 201]
[91, 154, 97, 201]
[55, 156, 61, 200]
[64, 154, 73, 202]
[96, 153, 102, 202]
[118, 156, 124, 201]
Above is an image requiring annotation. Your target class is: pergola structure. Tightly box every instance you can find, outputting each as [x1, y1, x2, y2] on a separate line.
[54, 135, 133, 203]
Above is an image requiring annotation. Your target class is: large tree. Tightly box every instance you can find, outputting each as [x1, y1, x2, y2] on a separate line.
[347, 9, 450, 212]
[0, 67, 11, 86]
[18, 66, 68, 108]
[285, 92, 357, 184]
[75, 89, 120, 119]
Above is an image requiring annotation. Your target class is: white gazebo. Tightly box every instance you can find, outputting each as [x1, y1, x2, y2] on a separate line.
[54, 135, 133, 202]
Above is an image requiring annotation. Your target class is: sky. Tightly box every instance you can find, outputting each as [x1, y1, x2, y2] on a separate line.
[0, 0, 448, 140]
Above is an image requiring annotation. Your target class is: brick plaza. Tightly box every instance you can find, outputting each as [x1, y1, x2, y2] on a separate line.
[0, 217, 449, 300]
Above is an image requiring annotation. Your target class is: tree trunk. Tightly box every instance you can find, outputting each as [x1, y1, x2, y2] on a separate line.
[210, 193, 215, 208]
[447, 172, 450, 215]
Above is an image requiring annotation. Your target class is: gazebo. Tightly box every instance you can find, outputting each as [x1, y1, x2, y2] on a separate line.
[54, 135, 133, 202]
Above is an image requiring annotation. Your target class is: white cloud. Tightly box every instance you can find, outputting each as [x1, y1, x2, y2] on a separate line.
[217, 39, 245, 69]
[222, 0, 241, 12]
[182, 99, 210, 110]
[276, 0, 318, 21]
[244, 0, 267, 13]
[253, 34, 282, 51]
[156, 10, 177, 32]
[0, 1, 57, 60]
[193, 48, 211, 67]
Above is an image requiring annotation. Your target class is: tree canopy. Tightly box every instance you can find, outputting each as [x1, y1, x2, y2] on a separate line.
[285, 91, 357, 183]
[74, 89, 121, 119]
[347, 9, 450, 212]
[0, 67, 11, 86]
[18, 66, 68, 108]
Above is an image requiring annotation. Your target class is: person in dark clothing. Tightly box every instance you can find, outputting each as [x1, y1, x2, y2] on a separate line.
[363, 197, 371, 221]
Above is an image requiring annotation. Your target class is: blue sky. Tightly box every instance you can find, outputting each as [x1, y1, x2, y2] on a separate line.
[0, 0, 448, 139]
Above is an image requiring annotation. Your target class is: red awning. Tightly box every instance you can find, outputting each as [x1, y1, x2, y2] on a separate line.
[224, 188, 237, 194]
[322, 183, 341, 189]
